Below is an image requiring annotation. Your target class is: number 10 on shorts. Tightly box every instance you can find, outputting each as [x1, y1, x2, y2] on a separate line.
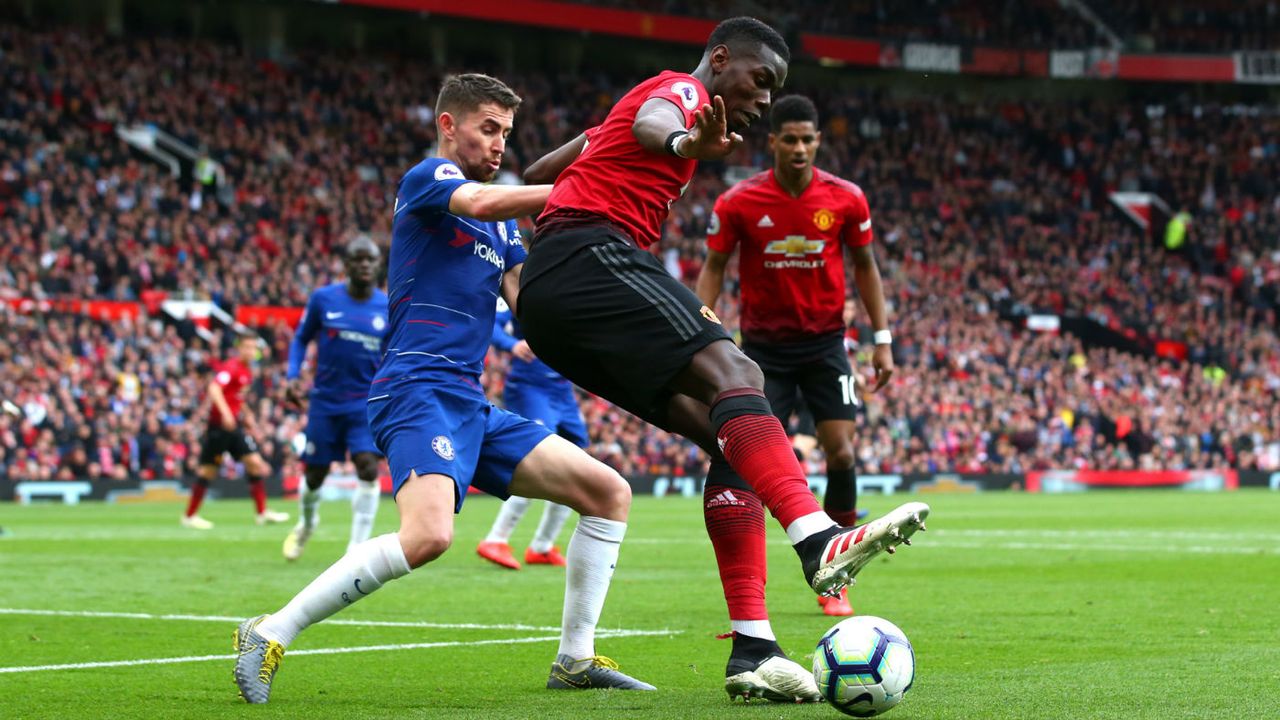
[837, 375, 861, 407]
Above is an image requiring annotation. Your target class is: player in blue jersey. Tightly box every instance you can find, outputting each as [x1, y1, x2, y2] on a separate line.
[281, 236, 389, 562]
[476, 300, 588, 570]
[233, 74, 651, 704]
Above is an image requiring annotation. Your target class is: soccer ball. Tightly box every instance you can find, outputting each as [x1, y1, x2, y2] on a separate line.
[813, 615, 915, 717]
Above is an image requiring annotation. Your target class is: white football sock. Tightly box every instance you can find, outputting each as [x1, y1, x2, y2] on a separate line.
[731, 619, 776, 641]
[558, 516, 625, 660]
[484, 495, 531, 544]
[784, 511, 838, 545]
[256, 532, 410, 647]
[299, 481, 321, 531]
[529, 502, 573, 554]
[347, 480, 380, 551]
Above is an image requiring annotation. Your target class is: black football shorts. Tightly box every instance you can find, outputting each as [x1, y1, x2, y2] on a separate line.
[743, 333, 859, 428]
[198, 426, 260, 466]
[519, 224, 731, 426]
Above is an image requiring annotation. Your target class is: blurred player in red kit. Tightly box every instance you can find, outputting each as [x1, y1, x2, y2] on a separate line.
[182, 334, 289, 529]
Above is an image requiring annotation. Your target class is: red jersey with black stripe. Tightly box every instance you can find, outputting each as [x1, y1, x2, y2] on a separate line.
[707, 168, 873, 343]
[539, 71, 710, 249]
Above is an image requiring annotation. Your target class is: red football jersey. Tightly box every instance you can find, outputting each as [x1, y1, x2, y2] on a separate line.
[539, 71, 710, 249]
[208, 358, 251, 426]
[707, 168, 873, 343]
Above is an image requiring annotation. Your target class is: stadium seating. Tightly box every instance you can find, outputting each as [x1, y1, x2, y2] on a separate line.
[1, 21, 1278, 482]
[568, 0, 1277, 52]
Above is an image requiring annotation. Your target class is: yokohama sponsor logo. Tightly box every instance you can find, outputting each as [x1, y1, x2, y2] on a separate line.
[473, 243, 505, 270]
[338, 330, 381, 352]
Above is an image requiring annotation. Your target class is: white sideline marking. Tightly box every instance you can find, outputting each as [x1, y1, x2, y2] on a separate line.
[0, 632, 678, 675]
[0, 608, 564, 632]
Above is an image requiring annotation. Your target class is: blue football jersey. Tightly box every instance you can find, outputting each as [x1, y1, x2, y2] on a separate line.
[373, 157, 526, 394]
[492, 300, 563, 385]
[288, 283, 389, 413]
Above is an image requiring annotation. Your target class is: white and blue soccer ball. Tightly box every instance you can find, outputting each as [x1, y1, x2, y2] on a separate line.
[813, 615, 915, 717]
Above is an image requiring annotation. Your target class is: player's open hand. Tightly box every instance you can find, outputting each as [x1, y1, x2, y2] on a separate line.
[871, 344, 895, 393]
[512, 339, 537, 363]
[685, 96, 744, 161]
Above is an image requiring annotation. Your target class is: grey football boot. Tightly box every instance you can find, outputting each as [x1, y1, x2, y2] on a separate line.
[232, 615, 285, 704]
[547, 654, 655, 690]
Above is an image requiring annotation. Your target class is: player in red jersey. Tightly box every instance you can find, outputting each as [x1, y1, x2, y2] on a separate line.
[519, 17, 927, 702]
[183, 334, 289, 529]
[697, 95, 895, 619]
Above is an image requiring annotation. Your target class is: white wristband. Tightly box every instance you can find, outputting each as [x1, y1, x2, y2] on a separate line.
[873, 330, 893, 345]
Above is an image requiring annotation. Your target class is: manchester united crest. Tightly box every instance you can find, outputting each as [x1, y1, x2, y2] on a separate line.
[813, 208, 837, 231]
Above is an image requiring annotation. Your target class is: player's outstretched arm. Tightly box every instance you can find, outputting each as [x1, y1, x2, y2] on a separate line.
[524, 132, 588, 185]
[448, 183, 552, 223]
[633, 95, 742, 161]
[695, 249, 731, 311]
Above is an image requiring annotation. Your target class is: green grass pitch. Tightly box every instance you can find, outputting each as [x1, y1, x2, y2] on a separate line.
[1, 490, 1277, 719]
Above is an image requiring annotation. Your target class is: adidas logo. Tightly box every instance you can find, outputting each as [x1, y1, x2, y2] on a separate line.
[757, 215, 774, 227]
[705, 489, 747, 508]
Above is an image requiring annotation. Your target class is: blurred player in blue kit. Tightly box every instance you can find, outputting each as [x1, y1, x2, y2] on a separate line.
[282, 236, 389, 561]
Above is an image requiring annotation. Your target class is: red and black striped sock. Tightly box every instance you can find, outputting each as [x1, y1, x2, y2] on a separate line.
[703, 480, 768, 624]
[710, 389, 822, 530]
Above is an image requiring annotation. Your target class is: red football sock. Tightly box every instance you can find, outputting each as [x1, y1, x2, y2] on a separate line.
[712, 391, 822, 530]
[185, 481, 208, 517]
[703, 483, 768, 622]
[248, 478, 267, 514]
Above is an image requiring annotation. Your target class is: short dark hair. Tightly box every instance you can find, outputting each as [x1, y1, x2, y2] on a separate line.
[769, 95, 818, 132]
[345, 235, 381, 258]
[435, 73, 522, 119]
[706, 16, 790, 63]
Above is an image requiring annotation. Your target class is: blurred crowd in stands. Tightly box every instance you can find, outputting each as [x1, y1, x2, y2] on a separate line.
[578, 0, 1277, 53]
[2, 22, 1278, 484]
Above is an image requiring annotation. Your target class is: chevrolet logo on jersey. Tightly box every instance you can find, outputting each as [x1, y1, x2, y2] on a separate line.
[763, 235, 825, 269]
[764, 236, 825, 258]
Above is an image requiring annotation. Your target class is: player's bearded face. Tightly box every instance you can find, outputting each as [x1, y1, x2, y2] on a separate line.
[448, 103, 515, 182]
[770, 121, 820, 175]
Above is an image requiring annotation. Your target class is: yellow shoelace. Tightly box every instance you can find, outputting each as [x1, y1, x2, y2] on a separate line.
[259, 642, 284, 684]
[589, 656, 620, 671]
